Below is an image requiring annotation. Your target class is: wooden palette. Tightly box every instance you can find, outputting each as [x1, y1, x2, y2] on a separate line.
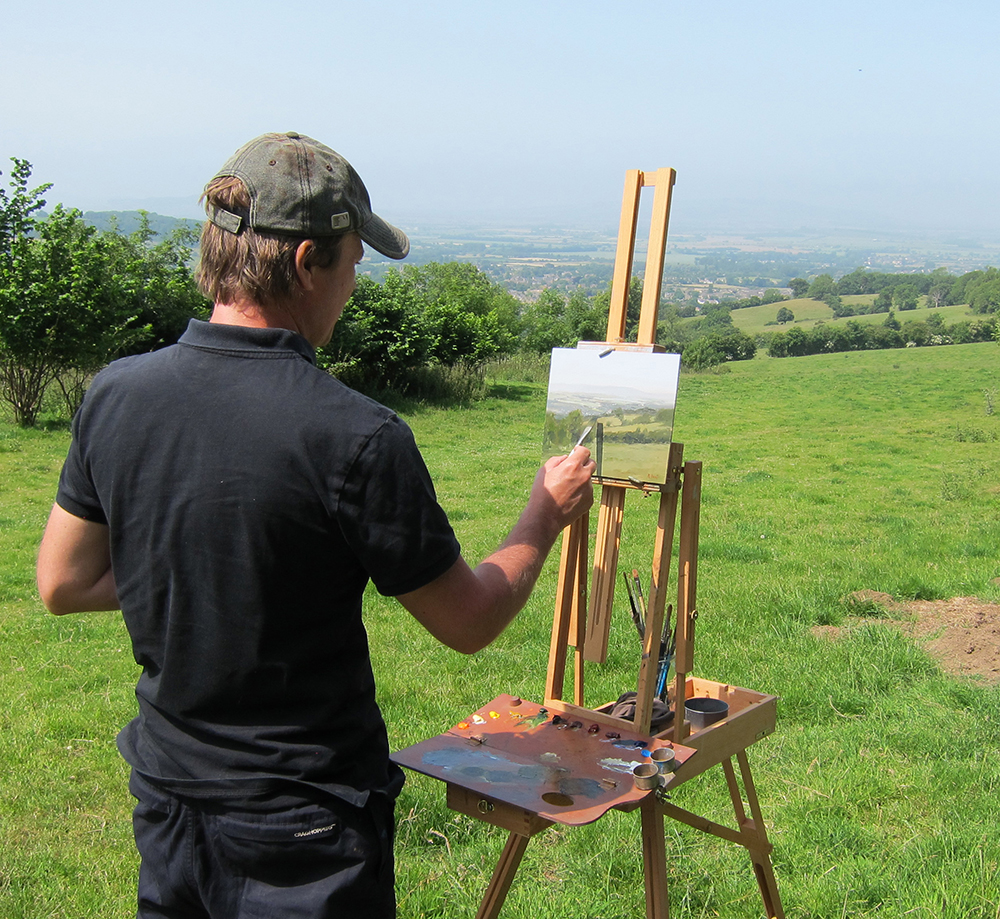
[392, 693, 697, 826]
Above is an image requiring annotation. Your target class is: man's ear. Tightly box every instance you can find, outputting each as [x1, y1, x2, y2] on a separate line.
[294, 240, 318, 292]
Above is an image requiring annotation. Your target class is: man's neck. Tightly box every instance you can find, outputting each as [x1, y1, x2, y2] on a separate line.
[210, 299, 300, 336]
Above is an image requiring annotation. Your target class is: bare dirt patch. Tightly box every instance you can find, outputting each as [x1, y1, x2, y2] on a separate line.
[812, 590, 1000, 683]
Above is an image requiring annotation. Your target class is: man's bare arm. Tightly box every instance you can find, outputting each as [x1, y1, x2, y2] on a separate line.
[37, 504, 119, 615]
[397, 446, 595, 654]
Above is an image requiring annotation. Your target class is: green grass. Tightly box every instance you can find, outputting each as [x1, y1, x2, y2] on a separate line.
[3, 342, 1000, 917]
[728, 298, 976, 337]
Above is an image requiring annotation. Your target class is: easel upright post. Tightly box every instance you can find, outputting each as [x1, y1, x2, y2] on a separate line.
[637, 168, 676, 345]
[607, 170, 643, 342]
[633, 443, 683, 734]
[671, 460, 701, 742]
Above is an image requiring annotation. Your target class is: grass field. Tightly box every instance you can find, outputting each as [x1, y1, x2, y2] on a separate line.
[727, 297, 976, 337]
[2, 341, 1000, 917]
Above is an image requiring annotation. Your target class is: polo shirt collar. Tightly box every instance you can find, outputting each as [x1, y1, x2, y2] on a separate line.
[179, 319, 317, 365]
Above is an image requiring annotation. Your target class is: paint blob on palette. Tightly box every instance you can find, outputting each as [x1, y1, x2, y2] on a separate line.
[391, 693, 697, 826]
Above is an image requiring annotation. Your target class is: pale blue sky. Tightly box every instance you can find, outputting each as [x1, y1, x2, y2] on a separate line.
[2, 1, 997, 237]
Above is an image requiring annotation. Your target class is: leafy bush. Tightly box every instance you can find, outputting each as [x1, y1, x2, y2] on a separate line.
[683, 329, 756, 370]
[767, 315, 997, 358]
[0, 160, 208, 424]
[319, 263, 525, 398]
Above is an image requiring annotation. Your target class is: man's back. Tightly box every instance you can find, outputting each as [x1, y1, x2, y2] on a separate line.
[57, 319, 459, 802]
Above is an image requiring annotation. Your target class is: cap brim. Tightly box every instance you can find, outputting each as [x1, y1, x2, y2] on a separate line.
[360, 214, 409, 260]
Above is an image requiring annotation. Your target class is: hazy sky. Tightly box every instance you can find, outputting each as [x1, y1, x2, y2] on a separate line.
[2, 1, 997, 238]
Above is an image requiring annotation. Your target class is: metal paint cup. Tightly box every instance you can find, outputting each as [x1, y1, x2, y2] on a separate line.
[632, 762, 660, 790]
[684, 697, 729, 729]
[650, 747, 676, 773]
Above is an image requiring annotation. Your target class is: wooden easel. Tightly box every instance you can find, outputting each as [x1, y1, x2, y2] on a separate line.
[395, 170, 784, 919]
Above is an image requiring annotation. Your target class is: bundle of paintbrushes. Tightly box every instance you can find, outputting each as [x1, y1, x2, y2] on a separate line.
[622, 569, 676, 703]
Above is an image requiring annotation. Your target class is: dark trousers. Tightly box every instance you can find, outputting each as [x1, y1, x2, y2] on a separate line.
[130, 772, 396, 919]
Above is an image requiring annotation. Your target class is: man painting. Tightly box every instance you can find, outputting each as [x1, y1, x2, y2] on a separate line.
[36, 132, 594, 918]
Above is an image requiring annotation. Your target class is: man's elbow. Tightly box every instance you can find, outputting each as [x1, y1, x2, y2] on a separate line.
[37, 580, 78, 615]
[36, 570, 116, 615]
[443, 632, 493, 656]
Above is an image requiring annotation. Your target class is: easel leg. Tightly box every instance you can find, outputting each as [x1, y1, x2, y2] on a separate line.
[475, 831, 531, 919]
[722, 754, 784, 919]
[641, 799, 669, 919]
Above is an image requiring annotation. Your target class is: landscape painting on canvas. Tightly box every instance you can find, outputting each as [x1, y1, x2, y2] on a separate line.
[542, 347, 681, 485]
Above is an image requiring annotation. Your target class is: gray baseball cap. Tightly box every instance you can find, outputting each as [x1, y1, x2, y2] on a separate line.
[205, 132, 409, 260]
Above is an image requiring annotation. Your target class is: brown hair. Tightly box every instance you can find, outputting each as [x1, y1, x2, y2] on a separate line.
[196, 176, 343, 307]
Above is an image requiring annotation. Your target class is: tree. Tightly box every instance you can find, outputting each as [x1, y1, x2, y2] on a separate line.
[402, 262, 521, 364]
[520, 288, 569, 354]
[0, 162, 209, 424]
[775, 306, 794, 324]
[926, 311, 945, 331]
[788, 278, 809, 298]
[966, 268, 1000, 314]
[0, 158, 51, 255]
[564, 288, 606, 343]
[103, 213, 208, 357]
[697, 303, 734, 331]
[318, 273, 431, 390]
[0, 204, 134, 424]
[872, 290, 893, 313]
[682, 330, 755, 369]
[656, 305, 690, 353]
[592, 276, 642, 340]
[892, 282, 919, 311]
[807, 275, 837, 301]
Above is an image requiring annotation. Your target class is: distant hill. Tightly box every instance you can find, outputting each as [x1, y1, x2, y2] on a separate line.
[80, 210, 202, 239]
[725, 297, 975, 336]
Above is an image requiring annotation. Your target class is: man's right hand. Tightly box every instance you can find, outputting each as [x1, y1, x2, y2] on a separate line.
[526, 446, 596, 541]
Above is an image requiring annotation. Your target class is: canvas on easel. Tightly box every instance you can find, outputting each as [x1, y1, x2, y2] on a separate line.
[542, 347, 680, 484]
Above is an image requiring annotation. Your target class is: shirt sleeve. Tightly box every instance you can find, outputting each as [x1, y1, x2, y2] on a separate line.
[336, 414, 461, 597]
[54, 398, 108, 524]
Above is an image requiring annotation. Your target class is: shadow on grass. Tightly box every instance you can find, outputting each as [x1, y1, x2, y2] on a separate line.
[486, 381, 540, 401]
[32, 415, 73, 433]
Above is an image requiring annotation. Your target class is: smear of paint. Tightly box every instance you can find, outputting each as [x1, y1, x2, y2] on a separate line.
[539, 752, 560, 763]
[519, 709, 549, 729]
[559, 777, 605, 798]
[489, 711, 500, 719]
[612, 739, 648, 750]
[471, 714, 486, 725]
[426, 748, 503, 765]
[600, 757, 643, 775]
[517, 765, 548, 781]
[420, 748, 603, 798]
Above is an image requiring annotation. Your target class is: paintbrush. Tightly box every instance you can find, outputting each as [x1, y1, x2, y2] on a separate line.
[655, 604, 674, 701]
[622, 571, 644, 640]
[632, 569, 647, 620]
